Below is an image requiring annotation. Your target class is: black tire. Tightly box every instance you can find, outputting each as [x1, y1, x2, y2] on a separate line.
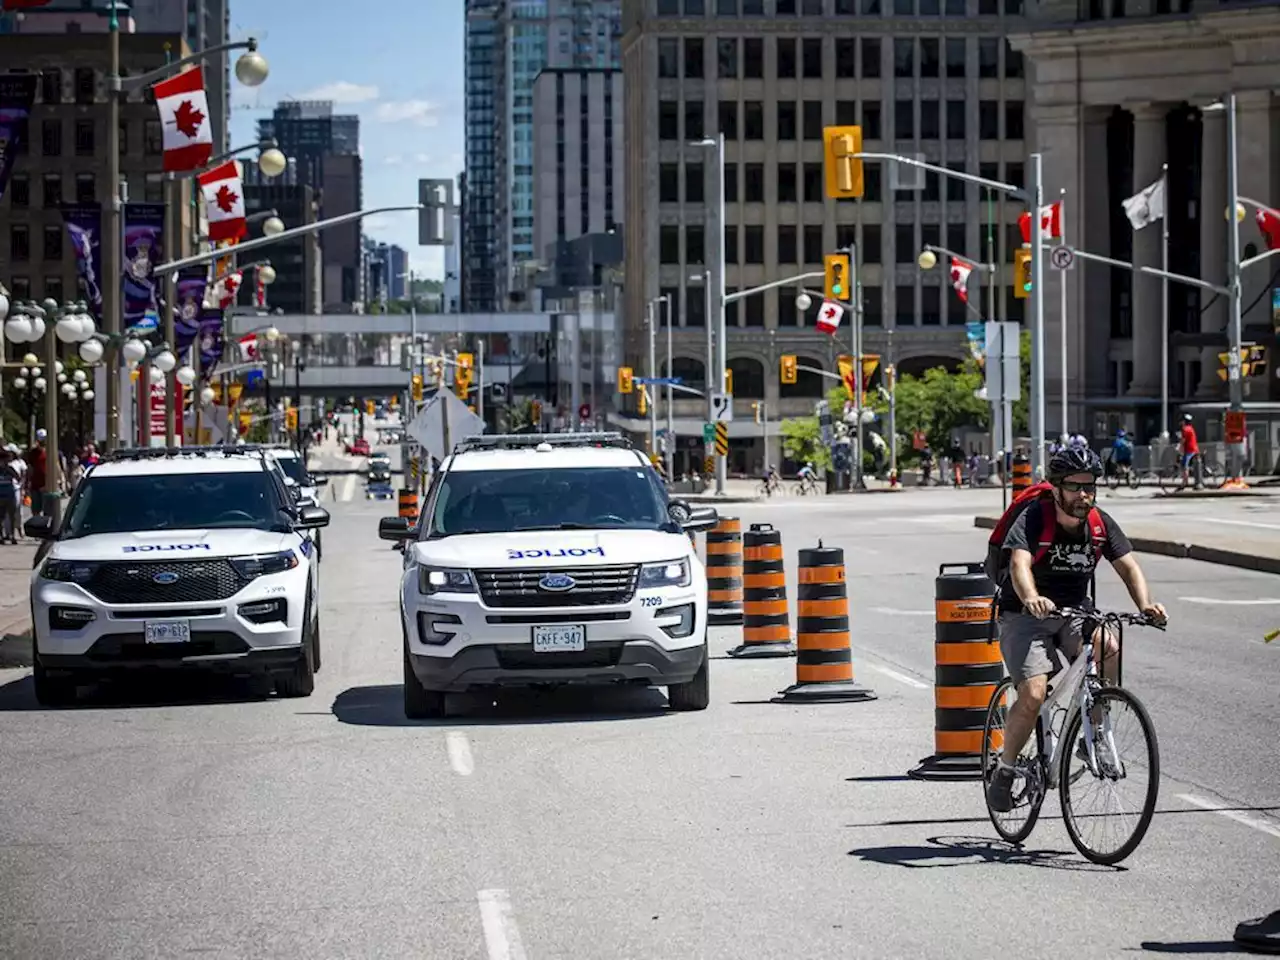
[1158, 466, 1184, 496]
[32, 656, 78, 707]
[981, 677, 1046, 845]
[1201, 461, 1226, 490]
[1059, 686, 1160, 866]
[403, 629, 446, 719]
[311, 613, 322, 675]
[667, 641, 710, 711]
[1125, 467, 1141, 490]
[275, 604, 316, 698]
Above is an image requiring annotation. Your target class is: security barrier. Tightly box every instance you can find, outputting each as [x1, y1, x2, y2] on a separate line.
[728, 523, 795, 658]
[1011, 454, 1033, 494]
[908, 562, 1001, 781]
[398, 488, 419, 521]
[705, 517, 744, 625]
[774, 543, 875, 703]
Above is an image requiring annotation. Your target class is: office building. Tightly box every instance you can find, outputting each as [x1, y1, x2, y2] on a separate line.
[463, 0, 499, 311]
[242, 175, 321, 316]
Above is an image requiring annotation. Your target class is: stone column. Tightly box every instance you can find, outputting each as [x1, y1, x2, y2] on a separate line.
[1082, 109, 1113, 401]
[1197, 107, 1228, 397]
[1126, 103, 1167, 397]
[1234, 91, 1274, 332]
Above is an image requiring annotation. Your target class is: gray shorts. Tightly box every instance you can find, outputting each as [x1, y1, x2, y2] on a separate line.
[998, 612, 1085, 685]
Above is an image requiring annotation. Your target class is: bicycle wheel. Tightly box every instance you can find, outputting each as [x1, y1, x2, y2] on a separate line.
[1125, 467, 1141, 490]
[981, 678, 1047, 845]
[1158, 466, 1184, 496]
[1059, 686, 1160, 866]
[1201, 460, 1226, 489]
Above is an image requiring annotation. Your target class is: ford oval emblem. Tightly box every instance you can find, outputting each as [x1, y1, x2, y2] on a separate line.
[538, 572, 576, 592]
[153, 571, 180, 585]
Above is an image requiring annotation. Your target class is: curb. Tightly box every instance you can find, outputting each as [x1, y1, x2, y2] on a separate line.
[974, 516, 1280, 575]
[1154, 490, 1279, 500]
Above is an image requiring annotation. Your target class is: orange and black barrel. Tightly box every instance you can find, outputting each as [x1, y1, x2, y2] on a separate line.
[705, 516, 744, 625]
[908, 562, 1001, 780]
[1011, 455, 1032, 494]
[728, 523, 795, 658]
[398, 489, 418, 521]
[774, 544, 875, 703]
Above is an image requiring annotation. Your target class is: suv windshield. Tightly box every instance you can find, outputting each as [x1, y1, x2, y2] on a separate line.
[63, 470, 285, 538]
[273, 456, 308, 484]
[428, 466, 670, 537]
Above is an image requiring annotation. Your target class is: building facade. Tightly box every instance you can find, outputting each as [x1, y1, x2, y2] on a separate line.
[243, 177, 321, 316]
[532, 67, 625, 259]
[463, 0, 501, 312]
[622, 0, 1029, 471]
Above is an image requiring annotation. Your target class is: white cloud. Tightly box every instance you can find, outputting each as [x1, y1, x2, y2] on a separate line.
[383, 154, 405, 166]
[373, 100, 440, 127]
[295, 81, 380, 104]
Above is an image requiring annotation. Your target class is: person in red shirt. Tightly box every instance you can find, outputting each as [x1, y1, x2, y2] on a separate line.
[1178, 414, 1201, 488]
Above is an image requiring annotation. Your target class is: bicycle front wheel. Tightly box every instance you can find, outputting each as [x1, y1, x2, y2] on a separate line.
[1201, 460, 1226, 489]
[982, 678, 1046, 845]
[1059, 686, 1160, 866]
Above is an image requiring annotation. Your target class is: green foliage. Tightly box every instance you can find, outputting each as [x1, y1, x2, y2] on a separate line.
[779, 416, 832, 470]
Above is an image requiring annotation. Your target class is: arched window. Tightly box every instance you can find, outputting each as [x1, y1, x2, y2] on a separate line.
[897, 354, 963, 379]
[728, 356, 764, 398]
[781, 355, 826, 398]
[662, 356, 707, 394]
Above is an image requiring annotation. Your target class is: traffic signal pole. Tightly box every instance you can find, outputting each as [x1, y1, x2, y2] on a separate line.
[1031, 153, 1046, 476]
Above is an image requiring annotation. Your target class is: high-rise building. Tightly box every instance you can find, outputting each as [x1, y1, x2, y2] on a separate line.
[463, 0, 500, 312]
[243, 173, 321, 316]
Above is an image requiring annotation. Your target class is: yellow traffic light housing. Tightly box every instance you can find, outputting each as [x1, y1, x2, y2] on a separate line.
[824, 253, 852, 302]
[780, 354, 798, 385]
[531, 399, 543, 424]
[823, 125, 864, 199]
[1246, 344, 1267, 377]
[724, 367, 733, 396]
[1013, 247, 1032, 299]
[618, 366, 634, 394]
[411, 374, 424, 402]
[753, 402, 762, 424]
[638, 386, 648, 416]
[285, 407, 297, 432]
[366, 399, 375, 416]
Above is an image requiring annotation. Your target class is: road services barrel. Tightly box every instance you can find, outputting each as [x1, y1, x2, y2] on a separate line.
[907, 562, 1001, 781]
[774, 544, 875, 703]
[398, 488, 419, 521]
[728, 523, 795, 658]
[1011, 454, 1032, 494]
[705, 517, 744, 625]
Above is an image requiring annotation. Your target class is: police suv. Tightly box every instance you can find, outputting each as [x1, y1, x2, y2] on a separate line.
[24, 445, 329, 706]
[260, 444, 327, 556]
[378, 432, 719, 719]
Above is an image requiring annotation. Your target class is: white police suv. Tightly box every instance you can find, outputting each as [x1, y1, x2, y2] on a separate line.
[261, 444, 328, 557]
[378, 432, 719, 719]
[24, 445, 329, 706]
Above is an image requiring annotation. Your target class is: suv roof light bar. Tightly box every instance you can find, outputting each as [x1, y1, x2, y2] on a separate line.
[452, 432, 633, 453]
[102, 444, 268, 462]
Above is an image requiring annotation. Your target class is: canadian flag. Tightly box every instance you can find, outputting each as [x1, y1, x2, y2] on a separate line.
[197, 161, 247, 243]
[238, 334, 259, 363]
[1257, 208, 1280, 251]
[816, 299, 845, 335]
[949, 257, 974, 303]
[152, 67, 213, 173]
[217, 270, 243, 309]
[1018, 202, 1063, 243]
[254, 269, 267, 309]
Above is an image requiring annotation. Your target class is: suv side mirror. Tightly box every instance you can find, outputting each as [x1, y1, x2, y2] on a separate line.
[23, 516, 56, 540]
[296, 506, 330, 529]
[683, 505, 719, 531]
[312, 476, 329, 487]
[379, 516, 414, 541]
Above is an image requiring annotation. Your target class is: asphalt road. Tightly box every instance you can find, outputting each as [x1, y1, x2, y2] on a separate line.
[0, 440, 1276, 958]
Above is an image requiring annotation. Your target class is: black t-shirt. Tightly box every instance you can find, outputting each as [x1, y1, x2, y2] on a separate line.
[998, 502, 1132, 613]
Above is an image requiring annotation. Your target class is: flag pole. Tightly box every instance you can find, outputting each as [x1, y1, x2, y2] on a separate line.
[1159, 163, 1170, 441]
[1059, 188, 1068, 441]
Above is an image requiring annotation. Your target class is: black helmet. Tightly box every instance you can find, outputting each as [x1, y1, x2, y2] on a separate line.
[1047, 445, 1103, 482]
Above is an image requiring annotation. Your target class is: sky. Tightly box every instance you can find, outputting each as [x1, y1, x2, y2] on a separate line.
[227, 0, 465, 280]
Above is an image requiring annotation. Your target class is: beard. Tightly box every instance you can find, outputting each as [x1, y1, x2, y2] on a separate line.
[1055, 490, 1093, 518]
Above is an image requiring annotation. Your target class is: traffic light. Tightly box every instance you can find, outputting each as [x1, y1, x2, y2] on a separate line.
[531, 398, 543, 424]
[618, 366, 634, 394]
[724, 367, 733, 395]
[411, 374, 423, 403]
[1246, 345, 1268, 377]
[753, 402, 763, 424]
[822, 125, 864, 199]
[637, 387, 647, 416]
[780, 354, 798, 385]
[1014, 247, 1032, 299]
[456, 353, 474, 394]
[366, 399, 375, 416]
[824, 253, 851, 302]
[285, 407, 298, 432]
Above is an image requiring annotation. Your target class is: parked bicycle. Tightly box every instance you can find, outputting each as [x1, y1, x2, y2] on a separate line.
[981, 606, 1165, 865]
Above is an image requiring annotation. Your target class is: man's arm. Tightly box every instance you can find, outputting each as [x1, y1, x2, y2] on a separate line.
[1009, 549, 1055, 618]
[1111, 554, 1167, 623]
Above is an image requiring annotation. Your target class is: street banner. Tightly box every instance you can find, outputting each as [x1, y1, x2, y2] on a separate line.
[122, 202, 165, 330]
[0, 73, 37, 203]
[197, 307, 224, 374]
[60, 203, 104, 319]
[173, 266, 210, 354]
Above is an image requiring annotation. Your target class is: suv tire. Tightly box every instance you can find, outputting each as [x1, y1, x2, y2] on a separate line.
[403, 630, 446, 719]
[667, 639, 710, 712]
[311, 614, 322, 674]
[275, 599, 317, 698]
[33, 656, 78, 708]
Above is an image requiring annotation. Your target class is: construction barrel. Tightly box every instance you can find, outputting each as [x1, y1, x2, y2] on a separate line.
[729, 523, 796, 658]
[705, 517, 744, 625]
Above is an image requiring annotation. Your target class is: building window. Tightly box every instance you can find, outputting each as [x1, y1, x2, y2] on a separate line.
[119, 119, 129, 155]
[743, 38, 764, 77]
[724, 163, 739, 202]
[836, 99, 856, 126]
[686, 162, 705, 202]
[44, 276, 64, 304]
[687, 285, 707, 326]
[921, 285, 941, 325]
[742, 0, 763, 10]
[9, 174, 29, 208]
[777, 163, 797, 202]
[920, 37, 940, 77]
[718, 100, 739, 139]
[10, 225, 31, 261]
[946, 100, 966, 139]
[1005, 161, 1024, 188]
[864, 166, 882, 201]
[145, 119, 163, 154]
[725, 225, 739, 263]
[743, 224, 764, 263]
[686, 0, 706, 12]
[41, 173, 62, 208]
[803, 0, 824, 13]
[660, 163, 680, 202]
[802, 163, 823, 202]
[861, 38, 881, 78]
[744, 162, 764, 201]
[836, 38, 855, 78]
[687, 225, 706, 264]
[75, 119, 95, 156]
[921, 101, 940, 139]
[717, 38, 738, 78]
[42, 119, 62, 157]
[778, 0, 796, 10]
[776, 38, 796, 78]
[777, 225, 797, 263]
[1004, 40, 1024, 77]
[802, 100, 823, 139]
[685, 101, 704, 139]
[894, 38, 914, 78]
[802, 38, 822, 78]
[744, 295, 763, 327]
[74, 67, 95, 104]
[895, 0, 913, 13]
[659, 288, 681, 326]
[658, 0, 679, 12]
[716, 0, 737, 12]
[144, 172, 164, 203]
[744, 101, 764, 139]
[777, 101, 797, 140]
[979, 100, 999, 139]
[896, 285, 916, 325]
[945, 0, 965, 12]
[862, 101, 882, 139]
[43, 225, 63, 262]
[801, 225, 822, 263]
[946, 163, 966, 201]
[947, 222, 967, 256]
[946, 38, 966, 77]
[1005, 101, 1024, 139]
[659, 101, 680, 139]
[9, 277, 30, 300]
[894, 100, 914, 139]
[658, 39, 680, 78]
[75, 173, 95, 203]
[978, 37, 999, 78]
[861, 286, 882, 325]
[684, 38, 704, 78]
[862, 224, 882, 263]
[660, 225, 681, 263]
[895, 224, 915, 263]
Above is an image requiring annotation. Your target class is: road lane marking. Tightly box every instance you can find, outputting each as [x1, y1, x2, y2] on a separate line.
[338, 475, 356, 502]
[1178, 597, 1280, 606]
[477, 889, 527, 960]
[446, 731, 474, 776]
[1177, 794, 1280, 840]
[1194, 517, 1280, 531]
[868, 664, 930, 689]
[870, 607, 935, 616]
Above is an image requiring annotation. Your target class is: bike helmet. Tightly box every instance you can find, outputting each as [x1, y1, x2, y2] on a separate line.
[1047, 445, 1103, 482]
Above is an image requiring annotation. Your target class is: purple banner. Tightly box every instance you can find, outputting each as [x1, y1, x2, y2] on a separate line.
[197, 308, 224, 374]
[0, 73, 37, 203]
[173, 266, 210, 354]
[60, 203, 104, 319]
[122, 202, 165, 329]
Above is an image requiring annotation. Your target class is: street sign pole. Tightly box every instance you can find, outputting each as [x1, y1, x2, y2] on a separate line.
[1030, 152, 1047, 479]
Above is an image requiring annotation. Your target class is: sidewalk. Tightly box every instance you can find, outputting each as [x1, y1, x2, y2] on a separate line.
[974, 514, 1280, 575]
[0, 540, 37, 667]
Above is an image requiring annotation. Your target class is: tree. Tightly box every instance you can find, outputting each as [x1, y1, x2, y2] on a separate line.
[780, 416, 831, 471]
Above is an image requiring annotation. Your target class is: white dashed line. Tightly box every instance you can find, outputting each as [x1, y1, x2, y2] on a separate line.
[446, 731, 475, 776]
[477, 888, 528, 960]
[1177, 794, 1280, 840]
[867, 664, 930, 689]
[1187, 517, 1280, 532]
[338, 475, 356, 503]
[869, 607, 936, 617]
[1178, 597, 1280, 606]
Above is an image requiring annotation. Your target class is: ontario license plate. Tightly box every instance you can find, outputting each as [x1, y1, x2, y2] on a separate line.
[144, 620, 191, 644]
[531, 624, 586, 653]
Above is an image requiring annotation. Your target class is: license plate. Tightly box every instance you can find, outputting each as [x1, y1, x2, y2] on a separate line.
[531, 624, 586, 653]
[144, 620, 191, 644]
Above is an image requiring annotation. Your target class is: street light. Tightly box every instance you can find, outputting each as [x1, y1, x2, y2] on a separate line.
[257, 265, 277, 285]
[262, 216, 286, 237]
[917, 249, 939, 271]
[257, 147, 287, 178]
[175, 365, 197, 387]
[234, 48, 270, 86]
[795, 291, 813, 312]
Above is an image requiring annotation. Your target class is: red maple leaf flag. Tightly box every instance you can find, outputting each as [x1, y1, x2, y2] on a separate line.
[949, 257, 974, 303]
[197, 161, 246, 242]
[152, 67, 213, 173]
[1257, 208, 1280, 252]
[1018, 202, 1063, 243]
[219, 271, 243, 310]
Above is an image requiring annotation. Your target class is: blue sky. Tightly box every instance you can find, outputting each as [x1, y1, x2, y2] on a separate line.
[227, 0, 464, 280]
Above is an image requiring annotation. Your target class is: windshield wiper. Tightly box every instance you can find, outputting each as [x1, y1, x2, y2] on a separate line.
[512, 522, 597, 531]
[428, 527, 482, 539]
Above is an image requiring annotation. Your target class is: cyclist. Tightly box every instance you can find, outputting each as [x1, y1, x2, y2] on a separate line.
[1110, 428, 1134, 480]
[797, 460, 818, 488]
[1178, 413, 1201, 488]
[986, 445, 1167, 813]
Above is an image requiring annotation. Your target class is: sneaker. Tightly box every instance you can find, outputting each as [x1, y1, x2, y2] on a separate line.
[987, 765, 1016, 813]
[1234, 909, 1280, 954]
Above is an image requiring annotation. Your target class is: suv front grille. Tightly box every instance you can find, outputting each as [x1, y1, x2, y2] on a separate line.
[86, 559, 244, 604]
[474, 565, 639, 608]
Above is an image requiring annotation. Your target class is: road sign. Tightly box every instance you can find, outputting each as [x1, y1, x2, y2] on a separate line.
[1050, 245, 1074, 270]
[714, 421, 729, 456]
[1225, 410, 1246, 444]
[702, 423, 716, 443]
[703, 456, 714, 476]
[984, 321, 1022, 403]
[710, 392, 733, 422]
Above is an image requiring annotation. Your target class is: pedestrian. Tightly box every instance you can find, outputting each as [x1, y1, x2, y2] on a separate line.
[24, 429, 49, 517]
[0, 447, 22, 543]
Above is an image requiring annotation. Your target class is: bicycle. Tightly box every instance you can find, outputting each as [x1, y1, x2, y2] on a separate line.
[981, 606, 1165, 865]
[1105, 459, 1141, 491]
[1158, 453, 1225, 494]
[793, 474, 820, 496]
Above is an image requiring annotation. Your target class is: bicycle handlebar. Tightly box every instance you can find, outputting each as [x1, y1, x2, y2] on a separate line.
[1055, 606, 1167, 631]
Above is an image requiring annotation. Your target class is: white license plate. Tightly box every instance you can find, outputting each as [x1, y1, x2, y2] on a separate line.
[144, 620, 191, 644]
[531, 624, 586, 653]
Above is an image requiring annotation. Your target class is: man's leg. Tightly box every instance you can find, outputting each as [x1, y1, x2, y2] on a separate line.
[988, 614, 1056, 812]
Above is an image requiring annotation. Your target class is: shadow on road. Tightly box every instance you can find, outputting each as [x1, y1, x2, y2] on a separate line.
[843, 805, 1280, 830]
[330, 683, 674, 727]
[1133, 942, 1248, 955]
[0, 672, 274, 711]
[847, 834, 1115, 873]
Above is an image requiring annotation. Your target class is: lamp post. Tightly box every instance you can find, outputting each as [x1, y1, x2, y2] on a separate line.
[691, 134, 728, 495]
[8, 357, 45, 443]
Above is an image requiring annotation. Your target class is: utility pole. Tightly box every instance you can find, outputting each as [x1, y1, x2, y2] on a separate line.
[1030, 152, 1047, 477]
[663, 294, 674, 480]
[1225, 91, 1245, 480]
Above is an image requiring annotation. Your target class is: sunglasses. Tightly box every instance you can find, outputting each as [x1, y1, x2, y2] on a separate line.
[1058, 480, 1097, 494]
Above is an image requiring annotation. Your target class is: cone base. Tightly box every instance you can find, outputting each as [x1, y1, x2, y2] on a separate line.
[772, 680, 877, 703]
[727, 640, 796, 659]
[708, 606, 744, 626]
[906, 753, 985, 782]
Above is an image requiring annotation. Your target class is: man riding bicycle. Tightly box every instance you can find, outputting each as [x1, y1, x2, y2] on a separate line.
[1110, 428, 1133, 478]
[986, 446, 1167, 813]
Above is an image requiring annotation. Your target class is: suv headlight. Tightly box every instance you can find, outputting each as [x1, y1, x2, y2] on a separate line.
[230, 550, 299, 579]
[638, 558, 690, 589]
[418, 566, 476, 595]
[40, 559, 99, 585]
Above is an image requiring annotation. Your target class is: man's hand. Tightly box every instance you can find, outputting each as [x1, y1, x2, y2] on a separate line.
[1141, 602, 1167, 625]
[1025, 595, 1057, 619]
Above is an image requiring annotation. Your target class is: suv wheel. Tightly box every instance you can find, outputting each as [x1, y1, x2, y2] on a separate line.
[275, 599, 317, 698]
[32, 656, 78, 708]
[667, 639, 710, 712]
[311, 613, 322, 675]
[403, 630, 446, 719]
